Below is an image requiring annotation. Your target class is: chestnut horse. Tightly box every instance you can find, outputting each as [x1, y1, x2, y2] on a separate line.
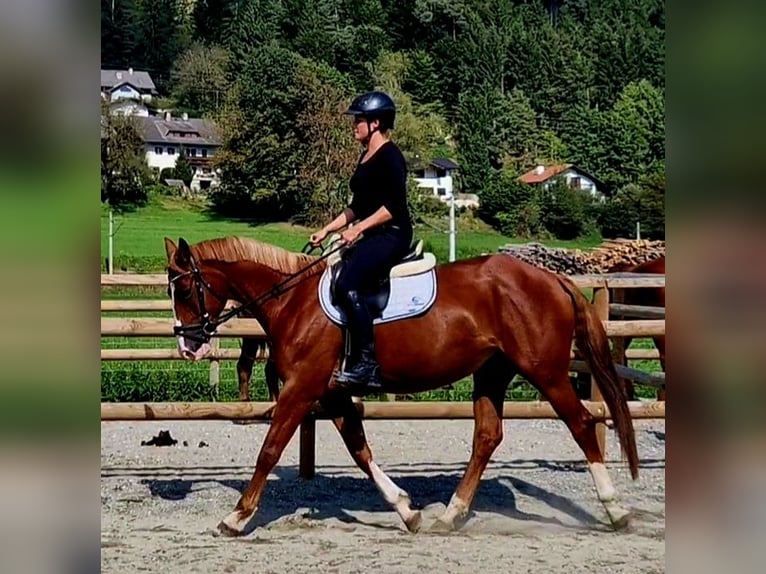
[164, 236, 639, 536]
[609, 256, 666, 401]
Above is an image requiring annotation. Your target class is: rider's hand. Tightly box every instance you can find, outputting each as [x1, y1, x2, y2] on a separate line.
[309, 229, 328, 247]
[340, 226, 362, 245]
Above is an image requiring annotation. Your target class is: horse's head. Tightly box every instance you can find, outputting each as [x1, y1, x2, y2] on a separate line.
[164, 237, 231, 361]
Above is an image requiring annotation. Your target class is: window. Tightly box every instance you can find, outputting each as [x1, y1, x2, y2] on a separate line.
[188, 148, 197, 157]
[167, 147, 176, 155]
[569, 177, 581, 189]
[201, 149, 208, 158]
[437, 187, 447, 196]
[154, 147, 163, 155]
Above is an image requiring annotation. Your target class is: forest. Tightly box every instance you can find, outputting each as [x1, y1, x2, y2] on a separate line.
[101, 0, 665, 240]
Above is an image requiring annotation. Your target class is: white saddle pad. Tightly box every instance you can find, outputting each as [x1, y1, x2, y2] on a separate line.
[318, 266, 438, 326]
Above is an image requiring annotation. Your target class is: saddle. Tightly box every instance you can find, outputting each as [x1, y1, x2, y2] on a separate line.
[318, 234, 438, 325]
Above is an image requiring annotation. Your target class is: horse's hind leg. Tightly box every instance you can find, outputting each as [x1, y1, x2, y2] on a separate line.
[321, 391, 422, 532]
[264, 356, 280, 402]
[236, 338, 258, 401]
[527, 362, 631, 529]
[432, 353, 513, 531]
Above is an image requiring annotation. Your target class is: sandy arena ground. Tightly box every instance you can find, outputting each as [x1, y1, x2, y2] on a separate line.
[101, 417, 665, 573]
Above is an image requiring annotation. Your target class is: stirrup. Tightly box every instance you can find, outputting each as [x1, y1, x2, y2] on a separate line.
[333, 364, 383, 391]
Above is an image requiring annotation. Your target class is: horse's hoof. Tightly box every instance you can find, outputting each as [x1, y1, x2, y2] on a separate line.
[605, 504, 631, 531]
[427, 517, 454, 534]
[404, 510, 422, 533]
[217, 520, 243, 537]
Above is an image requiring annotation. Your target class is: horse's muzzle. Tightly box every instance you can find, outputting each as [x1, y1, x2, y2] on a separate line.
[179, 341, 211, 361]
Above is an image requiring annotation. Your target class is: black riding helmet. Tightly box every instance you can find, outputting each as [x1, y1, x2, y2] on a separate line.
[345, 91, 396, 137]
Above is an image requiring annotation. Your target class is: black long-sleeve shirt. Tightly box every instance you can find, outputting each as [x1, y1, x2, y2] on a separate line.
[348, 141, 412, 232]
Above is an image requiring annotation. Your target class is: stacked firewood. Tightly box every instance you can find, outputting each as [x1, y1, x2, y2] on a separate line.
[498, 239, 665, 275]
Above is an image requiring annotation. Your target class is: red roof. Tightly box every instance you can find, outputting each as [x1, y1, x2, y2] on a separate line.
[519, 163, 572, 184]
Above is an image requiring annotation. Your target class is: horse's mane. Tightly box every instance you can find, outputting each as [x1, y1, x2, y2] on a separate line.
[191, 237, 324, 277]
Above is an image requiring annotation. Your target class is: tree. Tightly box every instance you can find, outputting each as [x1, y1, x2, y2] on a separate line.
[101, 0, 140, 69]
[596, 172, 664, 239]
[193, 0, 238, 46]
[559, 103, 606, 181]
[101, 110, 152, 208]
[367, 51, 452, 166]
[173, 147, 194, 188]
[211, 43, 303, 219]
[222, 0, 287, 64]
[292, 59, 359, 225]
[455, 85, 505, 195]
[170, 43, 232, 117]
[493, 88, 539, 171]
[478, 168, 540, 233]
[134, 0, 190, 90]
[600, 80, 664, 189]
[403, 49, 440, 105]
[539, 178, 594, 240]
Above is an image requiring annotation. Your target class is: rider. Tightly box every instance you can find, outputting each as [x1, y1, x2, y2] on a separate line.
[310, 91, 413, 392]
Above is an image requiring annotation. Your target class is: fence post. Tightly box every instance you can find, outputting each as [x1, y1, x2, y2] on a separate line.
[299, 416, 316, 480]
[208, 338, 220, 399]
[592, 285, 609, 458]
[609, 287, 629, 398]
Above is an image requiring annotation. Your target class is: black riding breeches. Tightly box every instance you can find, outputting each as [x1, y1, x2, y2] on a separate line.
[334, 227, 412, 303]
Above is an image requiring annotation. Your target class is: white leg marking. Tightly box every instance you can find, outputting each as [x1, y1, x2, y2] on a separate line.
[588, 462, 630, 528]
[369, 461, 421, 532]
[588, 462, 616, 502]
[219, 507, 257, 536]
[435, 493, 469, 530]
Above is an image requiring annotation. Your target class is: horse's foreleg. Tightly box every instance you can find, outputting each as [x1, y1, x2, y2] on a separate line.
[432, 355, 512, 532]
[218, 385, 315, 536]
[321, 392, 422, 533]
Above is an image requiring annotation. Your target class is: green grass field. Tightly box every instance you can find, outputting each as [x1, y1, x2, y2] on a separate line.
[101, 195, 603, 272]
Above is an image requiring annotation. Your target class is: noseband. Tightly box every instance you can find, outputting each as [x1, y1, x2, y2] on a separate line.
[169, 252, 230, 343]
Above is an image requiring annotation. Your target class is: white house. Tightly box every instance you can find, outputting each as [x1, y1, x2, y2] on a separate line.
[101, 68, 157, 105]
[135, 113, 222, 192]
[519, 163, 606, 199]
[412, 158, 459, 200]
[108, 98, 149, 117]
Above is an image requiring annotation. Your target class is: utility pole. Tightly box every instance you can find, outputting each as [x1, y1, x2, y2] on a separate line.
[108, 208, 114, 275]
[448, 192, 456, 262]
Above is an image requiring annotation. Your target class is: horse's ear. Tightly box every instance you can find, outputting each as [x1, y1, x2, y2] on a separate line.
[176, 237, 191, 267]
[164, 237, 177, 262]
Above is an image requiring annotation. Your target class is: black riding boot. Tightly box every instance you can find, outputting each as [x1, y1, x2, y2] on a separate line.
[334, 290, 383, 392]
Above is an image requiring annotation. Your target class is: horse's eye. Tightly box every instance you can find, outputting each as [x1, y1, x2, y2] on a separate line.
[176, 289, 192, 302]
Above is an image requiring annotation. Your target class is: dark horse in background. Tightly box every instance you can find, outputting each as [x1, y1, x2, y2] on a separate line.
[165, 236, 639, 537]
[608, 256, 666, 401]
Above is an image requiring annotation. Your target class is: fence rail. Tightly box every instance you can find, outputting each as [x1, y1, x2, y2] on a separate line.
[101, 271, 666, 478]
[101, 400, 665, 421]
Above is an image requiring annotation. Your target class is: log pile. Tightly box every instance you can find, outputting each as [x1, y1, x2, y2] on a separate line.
[498, 239, 665, 275]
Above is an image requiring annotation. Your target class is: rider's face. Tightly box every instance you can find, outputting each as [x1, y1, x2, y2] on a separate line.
[352, 117, 379, 143]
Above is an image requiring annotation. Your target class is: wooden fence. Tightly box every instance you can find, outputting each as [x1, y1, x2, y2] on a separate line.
[101, 272, 665, 478]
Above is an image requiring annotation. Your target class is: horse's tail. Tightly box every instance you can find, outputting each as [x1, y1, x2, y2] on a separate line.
[556, 275, 639, 480]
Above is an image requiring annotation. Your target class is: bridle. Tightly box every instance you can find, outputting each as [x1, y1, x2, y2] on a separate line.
[170, 241, 344, 344]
